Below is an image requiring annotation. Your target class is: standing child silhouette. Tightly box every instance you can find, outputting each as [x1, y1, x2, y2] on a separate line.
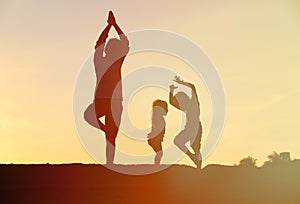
[147, 99, 168, 165]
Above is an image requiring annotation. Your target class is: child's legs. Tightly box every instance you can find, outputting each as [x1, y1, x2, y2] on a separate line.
[148, 138, 163, 165]
[191, 122, 202, 155]
[190, 123, 202, 168]
[175, 129, 201, 167]
[174, 130, 190, 153]
[154, 144, 163, 165]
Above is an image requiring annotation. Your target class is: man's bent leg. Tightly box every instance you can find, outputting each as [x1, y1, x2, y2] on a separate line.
[95, 99, 110, 132]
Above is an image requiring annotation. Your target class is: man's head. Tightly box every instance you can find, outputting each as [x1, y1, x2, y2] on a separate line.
[105, 38, 123, 57]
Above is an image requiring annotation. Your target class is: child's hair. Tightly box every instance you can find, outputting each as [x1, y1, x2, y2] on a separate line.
[152, 99, 168, 113]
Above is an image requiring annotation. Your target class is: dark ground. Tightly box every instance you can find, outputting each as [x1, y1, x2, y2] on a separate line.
[0, 161, 299, 204]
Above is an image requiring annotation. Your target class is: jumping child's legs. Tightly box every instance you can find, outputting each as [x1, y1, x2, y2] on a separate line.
[191, 122, 202, 167]
[174, 129, 201, 168]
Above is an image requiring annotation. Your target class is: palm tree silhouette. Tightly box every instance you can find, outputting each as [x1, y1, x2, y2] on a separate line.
[238, 156, 258, 168]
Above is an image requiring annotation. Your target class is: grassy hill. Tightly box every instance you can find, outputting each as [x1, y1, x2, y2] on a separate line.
[0, 162, 299, 203]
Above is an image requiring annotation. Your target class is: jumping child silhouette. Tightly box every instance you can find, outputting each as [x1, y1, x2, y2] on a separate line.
[169, 76, 202, 168]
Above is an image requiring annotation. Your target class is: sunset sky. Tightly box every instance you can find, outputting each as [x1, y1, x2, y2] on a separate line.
[0, 0, 300, 167]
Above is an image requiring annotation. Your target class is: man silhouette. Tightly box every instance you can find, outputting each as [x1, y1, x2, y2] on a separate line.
[169, 76, 202, 168]
[86, 11, 129, 165]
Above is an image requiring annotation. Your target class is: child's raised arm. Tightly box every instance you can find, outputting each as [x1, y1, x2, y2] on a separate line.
[173, 76, 199, 101]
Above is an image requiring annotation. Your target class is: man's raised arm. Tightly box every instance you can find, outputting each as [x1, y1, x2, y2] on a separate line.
[108, 11, 124, 36]
[94, 24, 111, 50]
[109, 11, 129, 52]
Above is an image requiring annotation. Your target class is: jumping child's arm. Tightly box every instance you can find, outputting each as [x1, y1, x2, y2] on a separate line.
[169, 85, 181, 110]
[174, 76, 199, 101]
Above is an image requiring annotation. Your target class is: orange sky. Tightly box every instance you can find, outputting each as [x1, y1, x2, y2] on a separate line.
[0, 0, 300, 167]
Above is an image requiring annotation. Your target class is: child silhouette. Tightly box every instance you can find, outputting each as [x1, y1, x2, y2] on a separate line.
[147, 99, 168, 165]
[169, 76, 202, 168]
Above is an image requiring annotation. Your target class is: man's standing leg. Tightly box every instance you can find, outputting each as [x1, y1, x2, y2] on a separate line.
[105, 99, 123, 165]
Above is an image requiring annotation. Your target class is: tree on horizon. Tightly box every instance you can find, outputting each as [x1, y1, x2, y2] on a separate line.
[238, 155, 258, 168]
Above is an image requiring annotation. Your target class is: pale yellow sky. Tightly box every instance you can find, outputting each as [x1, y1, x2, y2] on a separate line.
[0, 0, 300, 166]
